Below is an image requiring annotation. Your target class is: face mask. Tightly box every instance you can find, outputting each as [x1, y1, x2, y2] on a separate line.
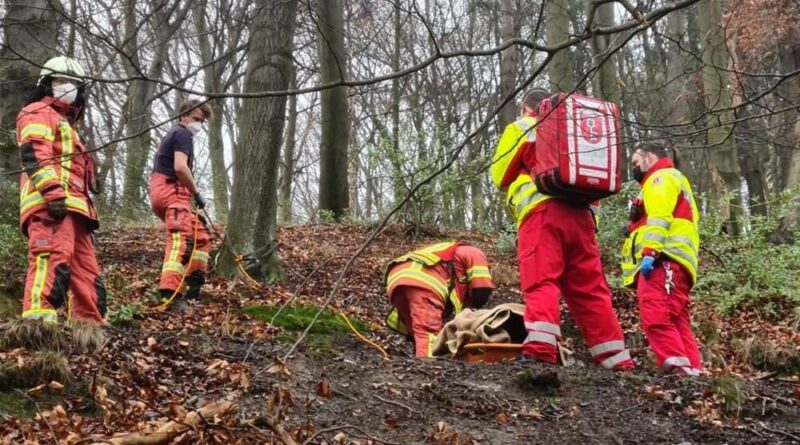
[52, 83, 78, 105]
[186, 122, 203, 135]
[632, 164, 646, 183]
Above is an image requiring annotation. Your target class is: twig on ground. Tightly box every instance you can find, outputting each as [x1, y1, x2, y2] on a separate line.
[302, 424, 400, 445]
[253, 415, 299, 445]
[15, 389, 58, 445]
[373, 394, 422, 415]
[344, 425, 401, 445]
[616, 401, 645, 415]
[758, 422, 800, 443]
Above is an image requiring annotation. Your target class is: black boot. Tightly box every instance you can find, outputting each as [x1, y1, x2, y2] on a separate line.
[185, 271, 205, 300]
[160, 289, 187, 312]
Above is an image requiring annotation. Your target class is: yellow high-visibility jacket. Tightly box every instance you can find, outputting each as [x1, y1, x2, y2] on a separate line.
[490, 115, 552, 227]
[621, 159, 700, 286]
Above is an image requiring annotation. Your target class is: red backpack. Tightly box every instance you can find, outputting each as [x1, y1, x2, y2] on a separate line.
[522, 93, 623, 202]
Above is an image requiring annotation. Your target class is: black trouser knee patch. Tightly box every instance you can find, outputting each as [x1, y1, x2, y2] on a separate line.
[95, 277, 107, 316]
[48, 264, 71, 309]
[181, 237, 195, 266]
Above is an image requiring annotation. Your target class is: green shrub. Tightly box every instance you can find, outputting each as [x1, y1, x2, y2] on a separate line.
[694, 209, 800, 317]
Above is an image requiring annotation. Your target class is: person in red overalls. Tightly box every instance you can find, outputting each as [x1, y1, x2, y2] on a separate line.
[622, 143, 702, 376]
[17, 56, 105, 324]
[491, 88, 633, 369]
[385, 241, 494, 357]
[149, 100, 212, 306]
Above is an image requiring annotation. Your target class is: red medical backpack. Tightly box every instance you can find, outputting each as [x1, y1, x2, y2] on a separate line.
[523, 93, 623, 202]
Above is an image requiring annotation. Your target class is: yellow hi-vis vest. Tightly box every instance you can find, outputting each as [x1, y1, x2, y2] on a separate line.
[384, 241, 464, 335]
[621, 167, 700, 286]
[491, 116, 553, 227]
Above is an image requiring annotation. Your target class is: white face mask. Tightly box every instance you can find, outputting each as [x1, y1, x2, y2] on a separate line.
[186, 122, 203, 135]
[52, 82, 78, 105]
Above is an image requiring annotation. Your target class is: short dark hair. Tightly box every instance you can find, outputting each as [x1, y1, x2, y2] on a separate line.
[521, 88, 550, 110]
[635, 141, 670, 159]
[178, 99, 212, 121]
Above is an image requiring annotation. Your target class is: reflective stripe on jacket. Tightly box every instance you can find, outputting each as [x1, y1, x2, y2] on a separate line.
[621, 159, 700, 285]
[490, 116, 553, 227]
[17, 97, 97, 232]
[385, 241, 462, 334]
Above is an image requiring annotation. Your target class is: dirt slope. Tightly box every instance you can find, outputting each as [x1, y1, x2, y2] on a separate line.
[0, 224, 798, 444]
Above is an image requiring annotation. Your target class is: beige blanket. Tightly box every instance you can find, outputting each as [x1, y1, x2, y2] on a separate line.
[431, 303, 527, 356]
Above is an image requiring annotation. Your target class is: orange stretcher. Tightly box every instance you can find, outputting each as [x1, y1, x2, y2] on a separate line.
[458, 343, 523, 363]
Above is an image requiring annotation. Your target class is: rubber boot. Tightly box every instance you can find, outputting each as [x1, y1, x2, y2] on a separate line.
[185, 271, 205, 301]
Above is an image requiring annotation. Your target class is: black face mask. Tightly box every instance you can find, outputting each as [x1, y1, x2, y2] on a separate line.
[632, 165, 646, 183]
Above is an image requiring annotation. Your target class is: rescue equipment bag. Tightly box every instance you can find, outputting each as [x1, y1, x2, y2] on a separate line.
[524, 93, 623, 202]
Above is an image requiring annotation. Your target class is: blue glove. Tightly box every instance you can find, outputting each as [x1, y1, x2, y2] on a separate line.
[639, 256, 656, 278]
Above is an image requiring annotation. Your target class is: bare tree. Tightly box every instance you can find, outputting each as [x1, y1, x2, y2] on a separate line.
[218, 0, 298, 280]
[700, 0, 743, 234]
[316, 0, 350, 219]
[120, 0, 190, 220]
[0, 0, 64, 179]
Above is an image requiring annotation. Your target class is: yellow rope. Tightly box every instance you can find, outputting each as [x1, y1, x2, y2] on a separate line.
[201, 210, 390, 358]
[147, 211, 201, 312]
[337, 312, 388, 359]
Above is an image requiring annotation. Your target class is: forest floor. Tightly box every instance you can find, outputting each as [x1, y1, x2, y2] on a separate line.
[0, 223, 799, 444]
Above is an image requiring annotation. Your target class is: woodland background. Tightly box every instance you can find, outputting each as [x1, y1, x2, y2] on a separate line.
[0, 0, 799, 443]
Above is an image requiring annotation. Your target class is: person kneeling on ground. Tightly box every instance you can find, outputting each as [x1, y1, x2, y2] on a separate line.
[385, 241, 494, 357]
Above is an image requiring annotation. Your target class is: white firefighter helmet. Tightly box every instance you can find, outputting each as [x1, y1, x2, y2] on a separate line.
[38, 56, 86, 85]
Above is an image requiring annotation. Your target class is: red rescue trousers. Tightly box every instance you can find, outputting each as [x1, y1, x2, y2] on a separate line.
[390, 286, 444, 357]
[149, 173, 211, 295]
[22, 211, 105, 324]
[637, 260, 702, 376]
[519, 201, 633, 369]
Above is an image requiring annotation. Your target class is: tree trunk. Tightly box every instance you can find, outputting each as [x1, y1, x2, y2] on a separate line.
[770, 44, 800, 243]
[0, 0, 64, 180]
[279, 64, 298, 225]
[700, 0, 743, 234]
[664, 10, 701, 187]
[498, 0, 517, 126]
[545, 0, 576, 92]
[316, 0, 350, 219]
[218, 0, 298, 280]
[193, 0, 233, 222]
[589, 0, 620, 104]
[120, 0, 189, 221]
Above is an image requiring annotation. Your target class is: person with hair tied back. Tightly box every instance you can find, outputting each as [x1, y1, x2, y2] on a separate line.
[149, 99, 213, 309]
[16, 56, 106, 325]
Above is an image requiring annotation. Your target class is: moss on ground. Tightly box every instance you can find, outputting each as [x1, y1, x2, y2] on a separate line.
[243, 305, 368, 358]
[0, 391, 36, 419]
[242, 305, 367, 334]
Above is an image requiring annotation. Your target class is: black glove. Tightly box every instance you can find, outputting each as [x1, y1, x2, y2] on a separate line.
[470, 288, 492, 309]
[46, 198, 67, 221]
[193, 192, 207, 210]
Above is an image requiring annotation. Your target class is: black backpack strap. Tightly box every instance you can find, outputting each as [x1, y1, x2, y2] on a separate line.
[442, 260, 457, 320]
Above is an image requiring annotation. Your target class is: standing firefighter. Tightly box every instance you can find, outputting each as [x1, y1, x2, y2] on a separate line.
[17, 56, 106, 324]
[491, 88, 633, 369]
[385, 241, 494, 357]
[622, 144, 702, 376]
[149, 100, 212, 306]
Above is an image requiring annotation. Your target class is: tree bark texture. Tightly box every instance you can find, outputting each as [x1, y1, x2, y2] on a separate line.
[218, 0, 298, 280]
[316, 0, 351, 219]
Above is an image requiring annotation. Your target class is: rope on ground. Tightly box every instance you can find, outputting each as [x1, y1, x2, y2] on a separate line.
[275, 66, 547, 367]
[337, 312, 388, 359]
[200, 209, 389, 359]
